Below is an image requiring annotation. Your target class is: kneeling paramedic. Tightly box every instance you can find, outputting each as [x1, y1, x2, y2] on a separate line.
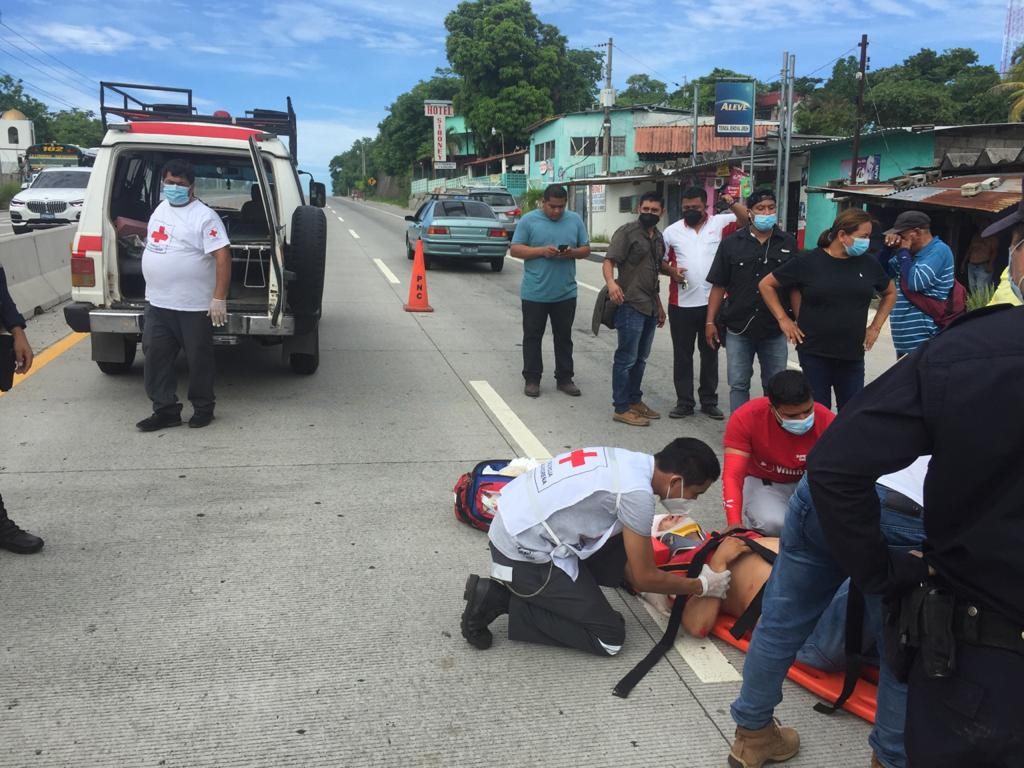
[460, 438, 726, 655]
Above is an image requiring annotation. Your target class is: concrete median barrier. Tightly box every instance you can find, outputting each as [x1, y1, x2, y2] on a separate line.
[0, 226, 73, 316]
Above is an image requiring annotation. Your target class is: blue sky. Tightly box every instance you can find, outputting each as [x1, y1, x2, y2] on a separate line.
[0, 0, 1008, 184]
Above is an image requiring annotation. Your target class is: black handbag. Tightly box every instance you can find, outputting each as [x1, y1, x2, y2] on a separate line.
[0, 334, 15, 391]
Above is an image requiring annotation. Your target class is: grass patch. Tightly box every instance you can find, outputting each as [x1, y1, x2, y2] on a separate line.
[590, 233, 609, 244]
[0, 181, 22, 210]
[966, 282, 996, 312]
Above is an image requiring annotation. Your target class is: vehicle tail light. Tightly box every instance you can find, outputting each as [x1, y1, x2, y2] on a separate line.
[427, 226, 449, 235]
[71, 235, 100, 288]
[511, 208, 521, 217]
[487, 228, 507, 238]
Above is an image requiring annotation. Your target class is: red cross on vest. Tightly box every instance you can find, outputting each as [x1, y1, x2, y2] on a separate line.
[559, 449, 598, 468]
[151, 226, 169, 243]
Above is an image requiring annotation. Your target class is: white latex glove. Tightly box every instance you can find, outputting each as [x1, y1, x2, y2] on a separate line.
[696, 564, 731, 600]
[208, 298, 227, 327]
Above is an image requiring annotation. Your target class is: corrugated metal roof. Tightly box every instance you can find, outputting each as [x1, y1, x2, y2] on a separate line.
[635, 124, 772, 155]
[810, 172, 1024, 214]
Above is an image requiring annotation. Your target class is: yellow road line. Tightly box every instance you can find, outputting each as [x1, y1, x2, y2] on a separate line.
[0, 332, 88, 397]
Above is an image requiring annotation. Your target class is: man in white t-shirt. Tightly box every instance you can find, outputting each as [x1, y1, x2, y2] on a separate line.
[662, 187, 748, 419]
[460, 438, 728, 655]
[138, 159, 231, 432]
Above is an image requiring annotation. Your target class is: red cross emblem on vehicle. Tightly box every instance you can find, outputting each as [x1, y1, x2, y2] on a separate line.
[559, 449, 598, 468]
[209, 228, 218, 238]
[151, 226, 169, 243]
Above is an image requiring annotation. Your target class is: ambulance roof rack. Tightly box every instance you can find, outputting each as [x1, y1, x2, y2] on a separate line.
[99, 81, 298, 163]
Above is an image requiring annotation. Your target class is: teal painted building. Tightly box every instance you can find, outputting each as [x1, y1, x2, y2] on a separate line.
[527, 108, 646, 188]
[804, 131, 935, 245]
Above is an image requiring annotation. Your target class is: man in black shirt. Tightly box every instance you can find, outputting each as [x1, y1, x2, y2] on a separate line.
[0, 266, 44, 554]
[705, 190, 797, 412]
[807, 300, 1024, 766]
[603, 192, 667, 427]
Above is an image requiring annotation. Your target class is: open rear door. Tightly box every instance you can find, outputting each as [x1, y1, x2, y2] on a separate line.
[248, 136, 286, 326]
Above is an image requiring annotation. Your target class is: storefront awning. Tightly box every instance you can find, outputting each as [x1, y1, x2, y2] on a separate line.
[806, 172, 1024, 214]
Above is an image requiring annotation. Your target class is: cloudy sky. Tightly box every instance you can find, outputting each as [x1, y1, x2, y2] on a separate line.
[0, 0, 1008, 183]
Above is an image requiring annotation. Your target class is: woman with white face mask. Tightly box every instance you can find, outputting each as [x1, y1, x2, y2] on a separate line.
[758, 208, 898, 410]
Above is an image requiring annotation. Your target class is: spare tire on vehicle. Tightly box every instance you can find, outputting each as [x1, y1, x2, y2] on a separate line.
[285, 206, 327, 334]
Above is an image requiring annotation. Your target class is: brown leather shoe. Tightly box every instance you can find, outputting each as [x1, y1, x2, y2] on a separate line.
[630, 401, 661, 419]
[524, 381, 540, 398]
[556, 380, 581, 396]
[613, 409, 650, 427]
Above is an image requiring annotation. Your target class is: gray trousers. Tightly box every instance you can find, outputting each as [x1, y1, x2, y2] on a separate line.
[489, 536, 627, 656]
[142, 305, 215, 417]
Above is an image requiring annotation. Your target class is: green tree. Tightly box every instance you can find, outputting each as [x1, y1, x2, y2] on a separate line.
[329, 137, 376, 196]
[48, 108, 104, 147]
[0, 75, 52, 140]
[444, 0, 602, 154]
[666, 68, 761, 113]
[375, 74, 459, 177]
[616, 74, 668, 107]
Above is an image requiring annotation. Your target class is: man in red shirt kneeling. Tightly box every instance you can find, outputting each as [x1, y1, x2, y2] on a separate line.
[722, 370, 834, 534]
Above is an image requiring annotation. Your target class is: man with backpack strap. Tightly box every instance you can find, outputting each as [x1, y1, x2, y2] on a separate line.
[459, 438, 726, 655]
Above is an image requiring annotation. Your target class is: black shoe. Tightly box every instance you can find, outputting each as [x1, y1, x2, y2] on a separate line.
[668, 406, 695, 419]
[556, 380, 581, 396]
[0, 515, 44, 554]
[136, 413, 182, 432]
[460, 574, 510, 650]
[189, 412, 215, 429]
[701, 405, 725, 420]
[524, 381, 540, 398]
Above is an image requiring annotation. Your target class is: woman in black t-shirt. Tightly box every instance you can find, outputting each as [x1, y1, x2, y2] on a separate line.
[757, 209, 896, 409]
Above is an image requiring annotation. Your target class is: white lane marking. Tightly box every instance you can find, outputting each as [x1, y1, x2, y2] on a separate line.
[373, 258, 400, 284]
[369, 207, 409, 220]
[348, 229, 361, 239]
[641, 601, 742, 683]
[337, 216, 345, 223]
[468, 380, 551, 460]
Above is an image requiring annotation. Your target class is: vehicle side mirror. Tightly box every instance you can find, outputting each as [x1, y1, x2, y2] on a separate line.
[404, 215, 416, 222]
[309, 181, 326, 208]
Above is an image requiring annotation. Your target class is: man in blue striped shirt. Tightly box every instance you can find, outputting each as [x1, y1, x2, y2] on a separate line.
[882, 211, 955, 356]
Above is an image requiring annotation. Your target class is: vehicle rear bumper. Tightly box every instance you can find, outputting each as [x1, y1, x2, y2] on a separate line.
[83, 308, 296, 336]
[421, 242, 508, 258]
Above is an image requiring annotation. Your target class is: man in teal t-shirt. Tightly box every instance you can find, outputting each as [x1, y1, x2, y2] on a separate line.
[510, 184, 590, 397]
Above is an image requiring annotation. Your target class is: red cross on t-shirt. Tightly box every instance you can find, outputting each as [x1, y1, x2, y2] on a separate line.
[559, 449, 598, 468]
[208, 228, 218, 238]
[151, 226, 169, 243]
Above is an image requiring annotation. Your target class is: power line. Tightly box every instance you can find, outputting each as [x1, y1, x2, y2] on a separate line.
[0, 40, 96, 103]
[800, 46, 859, 80]
[0, 20, 98, 93]
[0, 66, 81, 110]
[610, 43, 683, 89]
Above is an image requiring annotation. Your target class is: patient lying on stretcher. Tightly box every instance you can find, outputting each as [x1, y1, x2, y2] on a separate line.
[647, 514, 873, 674]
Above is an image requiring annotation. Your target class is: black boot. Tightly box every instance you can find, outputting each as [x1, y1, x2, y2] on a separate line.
[0, 497, 44, 554]
[460, 574, 510, 650]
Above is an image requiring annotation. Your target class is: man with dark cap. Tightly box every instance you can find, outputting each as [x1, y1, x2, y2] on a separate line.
[0, 265, 44, 554]
[802, 189, 1024, 767]
[881, 210, 955, 357]
[705, 190, 798, 412]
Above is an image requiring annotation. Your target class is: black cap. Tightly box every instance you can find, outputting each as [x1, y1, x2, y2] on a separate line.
[883, 210, 931, 236]
[981, 176, 1024, 238]
[746, 189, 776, 208]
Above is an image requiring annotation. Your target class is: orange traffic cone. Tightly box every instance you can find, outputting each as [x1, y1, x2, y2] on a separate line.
[404, 238, 434, 313]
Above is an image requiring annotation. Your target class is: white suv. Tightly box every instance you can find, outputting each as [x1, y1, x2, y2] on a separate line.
[9, 166, 91, 234]
[63, 82, 328, 375]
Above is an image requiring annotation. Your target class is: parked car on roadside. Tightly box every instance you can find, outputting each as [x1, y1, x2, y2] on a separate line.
[405, 198, 509, 272]
[430, 186, 521, 237]
[9, 167, 91, 234]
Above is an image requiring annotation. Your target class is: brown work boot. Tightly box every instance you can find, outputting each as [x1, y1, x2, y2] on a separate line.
[613, 409, 650, 427]
[630, 401, 661, 419]
[727, 720, 799, 768]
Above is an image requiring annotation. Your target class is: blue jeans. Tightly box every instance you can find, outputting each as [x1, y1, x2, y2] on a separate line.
[612, 303, 657, 412]
[725, 330, 789, 413]
[967, 263, 992, 293]
[731, 478, 925, 768]
[797, 351, 865, 410]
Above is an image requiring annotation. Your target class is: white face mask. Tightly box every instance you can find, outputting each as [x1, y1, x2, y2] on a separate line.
[660, 497, 695, 516]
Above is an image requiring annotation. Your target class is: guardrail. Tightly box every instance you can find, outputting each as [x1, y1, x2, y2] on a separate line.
[0, 226, 74, 315]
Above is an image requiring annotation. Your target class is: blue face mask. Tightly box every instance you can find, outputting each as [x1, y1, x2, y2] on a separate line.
[775, 408, 815, 435]
[162, 183, 191, 206]
[753, 214, 777, 232]
[845, 237, 870, 257]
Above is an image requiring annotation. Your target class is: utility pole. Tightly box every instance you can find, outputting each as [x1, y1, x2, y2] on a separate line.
[692, 81, 698, 167]
[360, 139, 366, 178]
[849, 34, 869, 185]
[775, 52, 788, 206]
[601, 37, 613, 175]
[781, 53, 796, 226]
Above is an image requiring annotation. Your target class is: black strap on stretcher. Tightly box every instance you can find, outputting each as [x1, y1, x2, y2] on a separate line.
[613, 529, 772, 698]
[813, 580, 866, 715]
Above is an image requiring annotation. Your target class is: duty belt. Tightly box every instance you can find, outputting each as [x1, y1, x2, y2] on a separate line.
[882, 489, 924, 518]
[954, 602, 1024, 656]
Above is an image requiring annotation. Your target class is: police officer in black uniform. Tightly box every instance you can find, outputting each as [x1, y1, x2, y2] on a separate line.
[0, 265, 44, 553]
[806, 195, 1024, 766]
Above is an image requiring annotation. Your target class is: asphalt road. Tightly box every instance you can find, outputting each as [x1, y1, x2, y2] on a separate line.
[0, 197, 892, 767]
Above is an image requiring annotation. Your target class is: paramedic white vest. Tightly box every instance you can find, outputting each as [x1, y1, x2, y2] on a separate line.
[496, 447, 655, 580]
